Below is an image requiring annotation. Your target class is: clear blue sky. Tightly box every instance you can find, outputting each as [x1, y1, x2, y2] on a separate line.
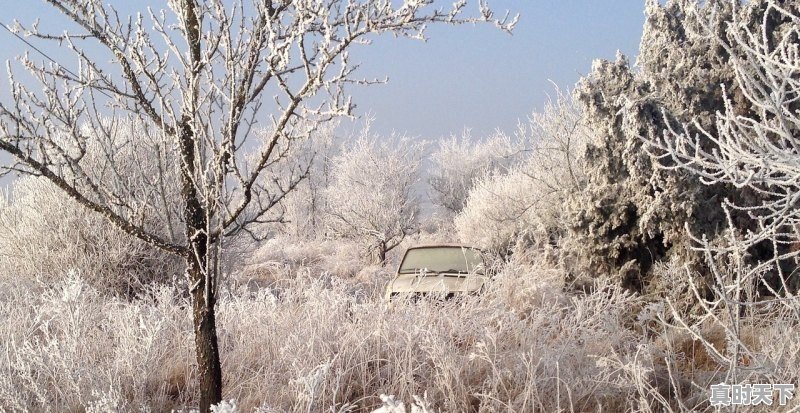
[348, 1, 646, 138]
[0, 1, 646, 139]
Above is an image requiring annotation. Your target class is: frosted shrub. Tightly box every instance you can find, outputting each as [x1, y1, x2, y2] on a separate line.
[643, 0, 800, 295]
[627, 258, 800, 411]
[235, 233, 394, 301]
[370, 395, 433, 413]
[0, 177, 182, 296]
[0, 274, 194, 412]
[456, 169, 540, 253]
[244, 235, 365, 278]
[630, 3, 800, 407]
[174, 399, 240, 413]
[456, 89, 589, 253]
[211, 400, 240, 413]
[563, 0, 770, 294]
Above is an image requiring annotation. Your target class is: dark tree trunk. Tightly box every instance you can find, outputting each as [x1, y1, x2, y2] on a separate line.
[183, 177, 223, 412]
[179, 106, 223, 410]
[187, 245, 223, 412]
[180, 131, 223, 411]
[378, 240, 387, 266]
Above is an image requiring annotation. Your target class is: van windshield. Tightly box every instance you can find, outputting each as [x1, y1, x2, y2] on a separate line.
[398, 247, 484, 275]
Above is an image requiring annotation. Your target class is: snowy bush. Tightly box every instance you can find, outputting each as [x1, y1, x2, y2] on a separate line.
[456, 169, 540, 253]
[370, 394, 433, 413]
[456, 89, 589, 253]
[211, 400, 239, 413]
[0, 177, 182, 296]
[632, 1, 800, 402]
[642, 0, 800, 295]
[0, 116, 187, 296]
[0, 274, 194, 411]
[236, 234, 384, 296]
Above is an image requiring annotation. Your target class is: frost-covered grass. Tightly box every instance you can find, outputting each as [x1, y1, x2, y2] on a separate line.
[2, 248, 797, 412]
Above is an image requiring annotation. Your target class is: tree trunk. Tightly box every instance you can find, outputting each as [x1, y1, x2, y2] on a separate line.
[378, 240, 387, 266]
[178, 104, 222, 410]
[187, 245, 223, 412]
[181, 165, 222, 411]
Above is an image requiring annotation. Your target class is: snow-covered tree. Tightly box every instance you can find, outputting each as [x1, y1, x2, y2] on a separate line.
[565, 0, 752, 293]
[279, 126, 336, 240]
[324, 133, 423, 265]
[0, 1, 516, 410]
[643, 0, 800, 294]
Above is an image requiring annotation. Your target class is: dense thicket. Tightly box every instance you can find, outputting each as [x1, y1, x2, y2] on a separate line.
[565, 0, 799, 298]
